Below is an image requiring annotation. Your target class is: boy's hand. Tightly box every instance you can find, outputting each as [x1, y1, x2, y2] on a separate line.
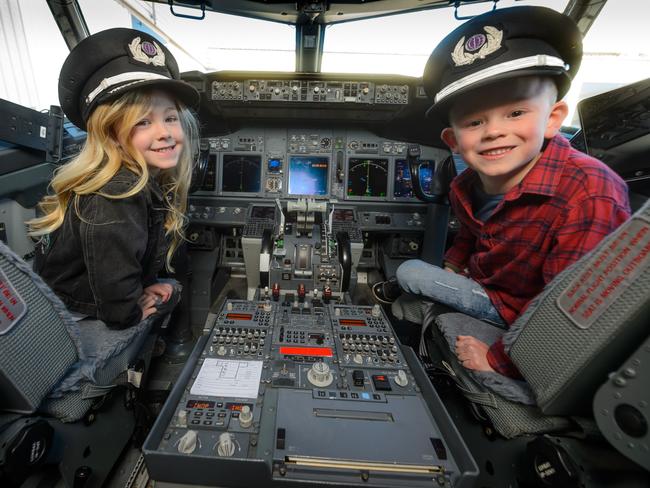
[455, 336, 495, 373]
[143, 282, 173, 304]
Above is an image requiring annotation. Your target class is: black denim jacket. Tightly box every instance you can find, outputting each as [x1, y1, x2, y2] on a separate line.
[34, 167, 168, 329]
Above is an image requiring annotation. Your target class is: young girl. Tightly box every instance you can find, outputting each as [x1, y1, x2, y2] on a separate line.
[27, 28, 200, 329]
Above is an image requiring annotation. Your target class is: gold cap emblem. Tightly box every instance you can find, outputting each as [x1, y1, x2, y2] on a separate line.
[451, 26, 503, 67]
[128, 37, 165, 67]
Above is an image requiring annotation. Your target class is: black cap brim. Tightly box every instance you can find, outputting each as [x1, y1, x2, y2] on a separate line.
[425, 65, 570, 122]
[79, 77, 200, 130]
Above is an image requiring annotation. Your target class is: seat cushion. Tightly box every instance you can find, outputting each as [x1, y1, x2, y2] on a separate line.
[436, 313, 535, 405]
[0, 242, 81, 413]
[432, 313, 578, 439]
[43, 317, 154, 422]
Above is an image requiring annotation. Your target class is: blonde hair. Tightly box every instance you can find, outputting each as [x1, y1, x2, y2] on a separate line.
[27, 89, 199, 271]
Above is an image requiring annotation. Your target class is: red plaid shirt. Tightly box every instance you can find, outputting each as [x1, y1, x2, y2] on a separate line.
[445, 135, 630, 377]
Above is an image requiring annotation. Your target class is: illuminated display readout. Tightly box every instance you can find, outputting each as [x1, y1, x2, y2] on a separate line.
[339, 319, 366, 326]
[222, 155, 262, 193]
[226, 403, 253, 412]
[186, 400, 215, 409]
[288, 157, 329, 195]
[268, 158, 282, 172]
[226, 313, 253, 320]
[394, 159, 433, 198]
[347, 158, 388, 197]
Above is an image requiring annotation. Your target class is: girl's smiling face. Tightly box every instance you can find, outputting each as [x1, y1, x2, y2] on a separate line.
[130, 91, 184, 172]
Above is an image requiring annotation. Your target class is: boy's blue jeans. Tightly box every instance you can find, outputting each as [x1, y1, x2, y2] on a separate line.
[396, 259, 506, 328]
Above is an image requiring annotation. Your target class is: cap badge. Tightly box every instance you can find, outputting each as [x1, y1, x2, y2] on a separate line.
[128, 37, 165, 67]
[451, 26, 503, 67]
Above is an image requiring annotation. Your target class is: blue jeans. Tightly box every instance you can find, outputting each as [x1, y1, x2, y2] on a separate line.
[396, 259, 506, 328]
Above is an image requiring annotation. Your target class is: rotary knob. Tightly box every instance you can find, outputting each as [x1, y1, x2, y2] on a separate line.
[395, 369, 409, 387]
[216, 432, 237, 457]
[239, 405, 254, 428]
[308, 361, 334, 387]
[177, 430, 199, 454]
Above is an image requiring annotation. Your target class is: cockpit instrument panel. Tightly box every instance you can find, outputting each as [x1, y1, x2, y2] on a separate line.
[198, 129, 449, 205]
[211, 79, 409, 105]
[221, 155, 262, 194]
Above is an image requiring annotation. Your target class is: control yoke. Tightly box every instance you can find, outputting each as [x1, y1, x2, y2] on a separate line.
[407, 144, 456, 203]
[406, 144, 456, 266]
[189, 142, 210, 193]
[336, 231, 351, 293]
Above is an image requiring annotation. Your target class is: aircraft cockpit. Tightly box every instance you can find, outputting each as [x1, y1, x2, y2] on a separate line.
[1, 1, 649, 488]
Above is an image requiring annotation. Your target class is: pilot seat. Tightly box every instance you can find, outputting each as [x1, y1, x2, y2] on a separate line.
[0, 240, 178, 487]
[410, 199, 650, 486]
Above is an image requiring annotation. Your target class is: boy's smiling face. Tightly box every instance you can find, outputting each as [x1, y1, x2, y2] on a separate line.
[441, 77, 568, 194]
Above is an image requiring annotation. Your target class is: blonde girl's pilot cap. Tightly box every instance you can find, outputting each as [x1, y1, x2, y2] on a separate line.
[58, 28, 200, 130]
[423, 6, 582, 122]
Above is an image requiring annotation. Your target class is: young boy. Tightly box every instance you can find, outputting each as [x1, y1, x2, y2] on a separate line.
[395, 6, 631, 377]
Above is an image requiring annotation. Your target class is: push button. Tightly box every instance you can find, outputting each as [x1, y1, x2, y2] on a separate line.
[372, 374, 392, 391]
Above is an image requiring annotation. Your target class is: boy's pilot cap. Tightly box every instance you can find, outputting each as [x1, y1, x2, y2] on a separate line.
[423, 6, 582, 121]
[58, 28, 200, 130]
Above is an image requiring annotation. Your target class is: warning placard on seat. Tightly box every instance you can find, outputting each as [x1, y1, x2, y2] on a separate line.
[0, 268, 27, 335]
[557, 217, 650, 329]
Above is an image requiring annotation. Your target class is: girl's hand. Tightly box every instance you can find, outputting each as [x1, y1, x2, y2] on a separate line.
[143, 282, 173, 304]
[138, 292, 158, 320]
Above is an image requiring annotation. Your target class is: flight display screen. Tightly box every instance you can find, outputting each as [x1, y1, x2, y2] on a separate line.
[222, 155, 262, 193]
[393, 159, 433, 198]
[347, 158, 388, 197]
[288, 156, 329, 195]
[251, 206, 276, 220]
